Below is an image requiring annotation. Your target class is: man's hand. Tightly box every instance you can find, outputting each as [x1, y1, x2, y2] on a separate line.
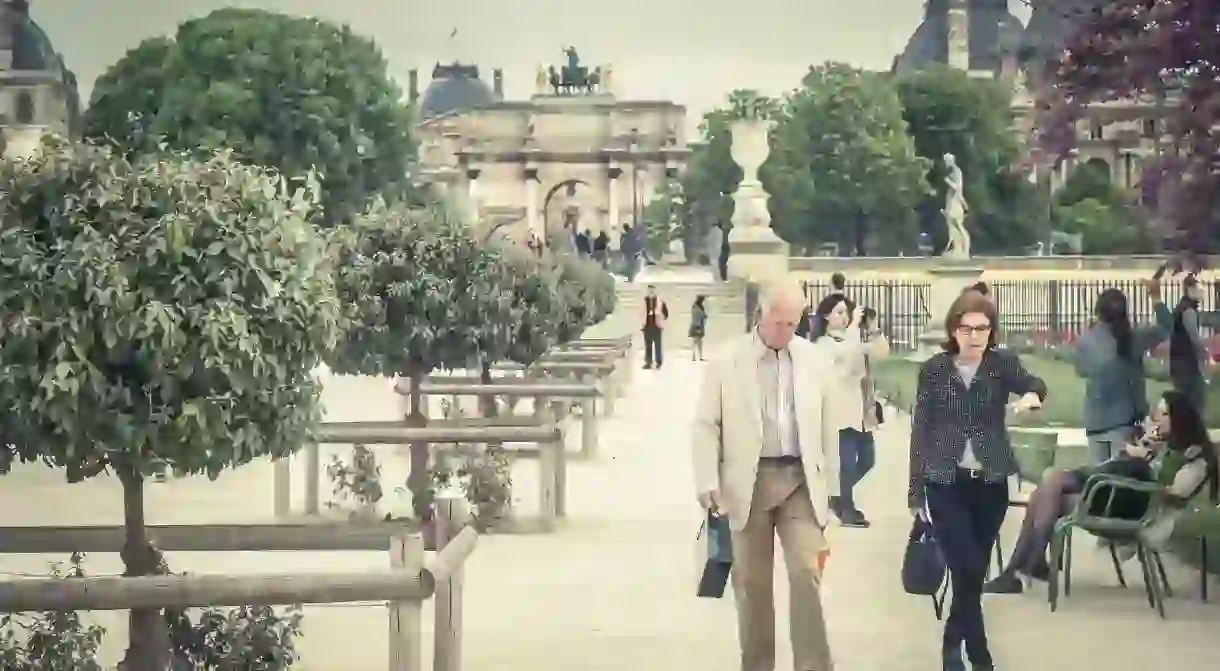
[697, 489, 723, 514]
[1012, 391, 1042, 414]
[851, 306, 865, 326]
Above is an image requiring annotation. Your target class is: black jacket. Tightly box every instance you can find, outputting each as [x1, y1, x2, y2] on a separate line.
[908, 349, 1048, 508]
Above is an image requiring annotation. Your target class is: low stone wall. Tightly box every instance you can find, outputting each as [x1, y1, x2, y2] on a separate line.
[790, 254, 1214, 279]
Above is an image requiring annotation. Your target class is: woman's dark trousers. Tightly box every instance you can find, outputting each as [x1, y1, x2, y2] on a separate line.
[925, 473, 1009, 666]
[837, 428, 875, 512]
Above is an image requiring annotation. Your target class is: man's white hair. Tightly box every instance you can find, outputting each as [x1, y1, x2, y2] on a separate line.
[757, 277, 805, 314]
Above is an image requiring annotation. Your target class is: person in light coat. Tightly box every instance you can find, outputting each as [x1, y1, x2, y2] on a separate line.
[692, 278, 841, 671]
[807, 296, 889, 527]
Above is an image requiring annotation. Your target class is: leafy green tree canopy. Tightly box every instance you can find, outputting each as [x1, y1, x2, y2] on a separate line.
[895, 66, 1048, 253]
[680, 103, 744, 250]
[84, 8, 417, 225]
[329, 202, 518, 378]
[0, 141, 340, 482]
[1053, 158, 1153, 254]
[763, 63, 930, 254]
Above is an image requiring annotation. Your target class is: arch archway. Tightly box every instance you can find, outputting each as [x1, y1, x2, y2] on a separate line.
[541, 178, 590, 239]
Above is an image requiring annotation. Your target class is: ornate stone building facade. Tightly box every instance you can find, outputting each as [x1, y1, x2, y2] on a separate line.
[0, 0, 80, 157]
[894, 0, 1162, 196]
[409, 50, 689, 245]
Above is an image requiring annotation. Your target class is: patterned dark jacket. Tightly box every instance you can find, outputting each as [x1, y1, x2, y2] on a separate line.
[907, 349, 1048, 508]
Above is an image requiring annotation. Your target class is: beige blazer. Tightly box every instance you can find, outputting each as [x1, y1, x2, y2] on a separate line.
[691, 333, 842, 532]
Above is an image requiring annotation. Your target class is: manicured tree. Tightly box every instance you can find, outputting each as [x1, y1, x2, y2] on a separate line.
[0, 141, 340, 670]
[1035, 0, 1220, 250]
[764, 64, 930, 254]
[551, 252, 618, 343]
[84, 8, 418, 225]
[329, 202, 521, 518]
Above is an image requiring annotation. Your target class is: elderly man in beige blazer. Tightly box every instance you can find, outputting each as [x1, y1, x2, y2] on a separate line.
[692, 278, 841, 671]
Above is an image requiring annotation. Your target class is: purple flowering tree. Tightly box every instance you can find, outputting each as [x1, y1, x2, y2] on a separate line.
[1032, 0, 1220, 251]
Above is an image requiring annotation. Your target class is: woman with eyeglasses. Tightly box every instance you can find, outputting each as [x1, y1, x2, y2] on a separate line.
[909, 289, 1046, 671]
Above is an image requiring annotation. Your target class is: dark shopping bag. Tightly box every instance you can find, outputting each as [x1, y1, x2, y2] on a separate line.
[902, 514, 949, 619]
[696, 510, 733, 598]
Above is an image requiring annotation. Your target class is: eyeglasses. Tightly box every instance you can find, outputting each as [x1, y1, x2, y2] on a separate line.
[955, 324, 992, 336]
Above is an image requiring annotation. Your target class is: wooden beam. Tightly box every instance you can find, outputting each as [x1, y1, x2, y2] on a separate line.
[0, 523, 409, 554]
[529, 360, 616, 372]
[0, 570, 432, 612]
[423, 526, 478, 586]
[416, 382, 599, 398]
[318, 423, 561, 444]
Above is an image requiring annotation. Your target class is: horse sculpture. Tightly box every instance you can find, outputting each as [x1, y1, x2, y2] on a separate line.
[547, 46, 602, 95]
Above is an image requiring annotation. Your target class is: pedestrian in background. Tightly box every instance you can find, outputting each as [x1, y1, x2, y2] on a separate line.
[808, 293, 889, 527]
[689, 294, 708, 361]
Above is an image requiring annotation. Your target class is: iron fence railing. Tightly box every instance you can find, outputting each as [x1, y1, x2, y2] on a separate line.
[798, 278, 1219, 352]
[801, 281, 932, 351]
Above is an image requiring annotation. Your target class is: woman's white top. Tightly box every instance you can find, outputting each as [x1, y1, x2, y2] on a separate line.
[815, 328, 888, 431]
[954, 359, 984, 469]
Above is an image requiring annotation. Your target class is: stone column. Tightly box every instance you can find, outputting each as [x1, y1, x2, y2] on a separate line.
[607, 164, 622, 234]
[947, 0, 969, 70]
[524, 165, 540, 239]
[726, 118, 788, 283]
[913, 261, 985, 359]
[466, 167, 481, 217]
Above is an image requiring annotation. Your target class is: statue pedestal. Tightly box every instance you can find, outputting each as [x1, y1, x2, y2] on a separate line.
[727, 225, 788, 283]
[912, 260, 985, 359]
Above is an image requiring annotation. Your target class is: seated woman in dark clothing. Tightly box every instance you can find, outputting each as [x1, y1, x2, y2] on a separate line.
[985, 389, 1219, 593]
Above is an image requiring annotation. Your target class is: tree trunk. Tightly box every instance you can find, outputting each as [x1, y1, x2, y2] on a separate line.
[403, 361, 431, 522]
[117, 462, 171, 671]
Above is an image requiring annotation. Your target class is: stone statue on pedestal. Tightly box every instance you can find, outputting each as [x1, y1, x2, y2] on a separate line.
[941, 153, 971, 259]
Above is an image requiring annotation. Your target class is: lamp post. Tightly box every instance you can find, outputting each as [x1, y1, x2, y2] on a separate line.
[629, 128, 640, 234]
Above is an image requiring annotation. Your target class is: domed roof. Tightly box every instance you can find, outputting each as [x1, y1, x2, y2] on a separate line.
[2, 1, 61, 72]
[419, 63, 494, 118]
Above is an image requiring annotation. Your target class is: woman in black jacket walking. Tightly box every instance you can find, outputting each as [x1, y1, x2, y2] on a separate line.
[908, 289, 1047, 671]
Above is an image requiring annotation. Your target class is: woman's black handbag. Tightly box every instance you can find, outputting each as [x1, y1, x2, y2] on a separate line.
[902, 515, 950, 618]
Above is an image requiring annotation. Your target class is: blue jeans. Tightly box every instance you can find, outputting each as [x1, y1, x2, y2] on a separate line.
[838, 427, 876, 511]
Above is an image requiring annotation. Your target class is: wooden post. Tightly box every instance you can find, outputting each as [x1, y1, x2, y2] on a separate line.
[533, 396, 558, 529]
[305, 442, 321, 516]
[433, 494, 469, 671]
[273, 457, 291, 517]
[580, 373, 599, 459]
[602, 370, 617, 416]
[388, 532, 425, 671]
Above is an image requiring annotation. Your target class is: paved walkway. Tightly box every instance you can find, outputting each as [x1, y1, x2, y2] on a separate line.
[2, 348, 1219, 669]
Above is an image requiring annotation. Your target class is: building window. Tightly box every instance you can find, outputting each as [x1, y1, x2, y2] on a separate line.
[1143, 119, 1158, 138]
[1089, 122, 1103, 140]
[14, 90, 34, 124]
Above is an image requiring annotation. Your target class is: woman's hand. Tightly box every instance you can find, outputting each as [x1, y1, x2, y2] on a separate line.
[1011, 391, 1042, 413]
[1123, 442, 1153, 460]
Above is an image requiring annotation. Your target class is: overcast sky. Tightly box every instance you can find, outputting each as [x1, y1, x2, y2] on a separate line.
[32, 0, 1031, 119]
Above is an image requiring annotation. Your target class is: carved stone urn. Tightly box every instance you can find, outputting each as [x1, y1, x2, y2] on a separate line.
[729, 118, 774, 192]
[726, 118, 787, 281]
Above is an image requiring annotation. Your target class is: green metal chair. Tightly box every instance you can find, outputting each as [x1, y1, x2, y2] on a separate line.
[1046, 463, 1182, 618]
